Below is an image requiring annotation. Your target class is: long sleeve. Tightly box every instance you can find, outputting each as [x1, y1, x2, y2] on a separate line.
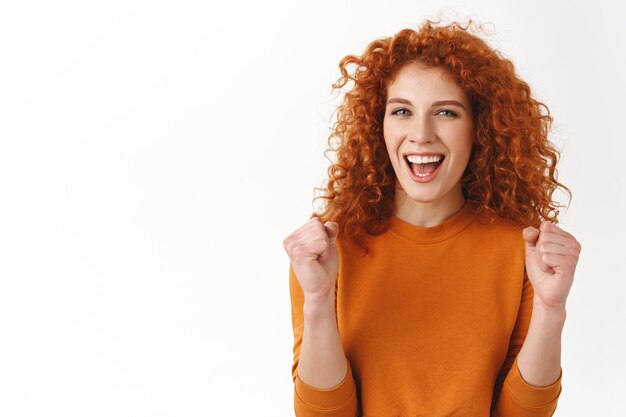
[289, 263, 359, 417]
[287, 202, 566, 415]
[491, 271, 562, 417]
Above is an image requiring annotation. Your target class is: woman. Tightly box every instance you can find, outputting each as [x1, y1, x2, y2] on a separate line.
[282, 19, 581, 417]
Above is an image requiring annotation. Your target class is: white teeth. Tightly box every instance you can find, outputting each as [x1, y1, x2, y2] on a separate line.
[406, 155, 444, 164]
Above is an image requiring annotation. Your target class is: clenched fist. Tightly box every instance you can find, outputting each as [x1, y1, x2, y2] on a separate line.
[523, 221, 581, 311]
[283, 217, 340, 300]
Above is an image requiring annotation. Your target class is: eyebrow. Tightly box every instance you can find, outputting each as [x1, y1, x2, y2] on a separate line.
[386, 97, 466, 110]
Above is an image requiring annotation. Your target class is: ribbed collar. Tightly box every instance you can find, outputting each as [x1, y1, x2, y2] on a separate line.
[388, 200, 478, 243]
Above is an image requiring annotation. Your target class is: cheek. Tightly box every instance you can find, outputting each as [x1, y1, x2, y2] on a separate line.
[383, 122, 402, 147]
[453, 145, 473, 170]
[464, 137, 475, 161]
[382, 120, 391, 141]
[449, 127, 474, 161]
[460, 139, 473, 159]
[446, 139, 473, 172]
[383, 126, 399, 152]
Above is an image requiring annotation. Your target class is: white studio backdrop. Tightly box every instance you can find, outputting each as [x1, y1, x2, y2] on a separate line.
[0, 0, 624, 416]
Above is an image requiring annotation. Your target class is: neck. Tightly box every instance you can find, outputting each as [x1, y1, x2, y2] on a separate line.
[392, 187, 466, 227]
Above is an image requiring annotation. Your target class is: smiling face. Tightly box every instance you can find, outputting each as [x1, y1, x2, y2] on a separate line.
[383, 61, 475, 217]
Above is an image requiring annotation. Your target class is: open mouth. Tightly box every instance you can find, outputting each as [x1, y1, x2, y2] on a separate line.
[404, 155, 445, 177]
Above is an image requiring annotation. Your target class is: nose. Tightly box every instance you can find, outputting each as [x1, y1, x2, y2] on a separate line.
[407, 114, 436, 144]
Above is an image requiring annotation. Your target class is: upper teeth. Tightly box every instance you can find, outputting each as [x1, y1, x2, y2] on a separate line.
[406, 155, 444, 164]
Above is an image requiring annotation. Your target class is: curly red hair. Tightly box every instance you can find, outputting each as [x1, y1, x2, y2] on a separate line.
[311, 18, 571, 253]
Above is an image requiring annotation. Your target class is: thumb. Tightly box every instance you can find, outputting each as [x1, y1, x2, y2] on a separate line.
[523, 227, 539, 250]
[324, 221, 339, 245]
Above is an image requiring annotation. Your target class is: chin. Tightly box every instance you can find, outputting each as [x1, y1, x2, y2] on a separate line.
[405, 194, 441, 204]
[399, 187, 442, 204]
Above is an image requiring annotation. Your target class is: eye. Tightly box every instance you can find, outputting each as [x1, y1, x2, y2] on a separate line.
[390, 108, 410, 116]
[437, 109, 458, 117]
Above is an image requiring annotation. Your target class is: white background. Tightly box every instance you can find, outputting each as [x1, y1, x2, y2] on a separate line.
[0, 0, 624, 416]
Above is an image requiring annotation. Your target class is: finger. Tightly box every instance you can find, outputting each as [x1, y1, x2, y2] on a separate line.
[540, 252, 577, 272]
[537, 252, 554, 273]
[300, 221, 333, 242]
[540, 221, 577, 240]
[537, 232, 582, 256]
[292, 244, 321, 262]
[288, 217, 322, 238]
[324, 222, 338, 245]
[537, 242, 580, 257]
[284, 221, 328, 254]
[292, 217, 327, 236]
[523, 227, 540, 245]
[537, 232, 580, 249]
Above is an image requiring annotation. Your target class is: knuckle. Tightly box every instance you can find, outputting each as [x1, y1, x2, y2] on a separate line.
[313, 236, 328, 249]
[284, 244, 295, 257]
[292, 246, 305, 258]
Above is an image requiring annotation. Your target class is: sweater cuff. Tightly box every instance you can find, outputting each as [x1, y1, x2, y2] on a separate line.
[504, 356, 562, 407]
[295, 360, 356, 409]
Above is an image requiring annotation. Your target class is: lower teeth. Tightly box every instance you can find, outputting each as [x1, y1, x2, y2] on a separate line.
[407, 159, 443, 178]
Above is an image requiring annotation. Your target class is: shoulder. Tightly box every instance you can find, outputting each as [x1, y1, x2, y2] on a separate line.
[469, 207, 526, 254]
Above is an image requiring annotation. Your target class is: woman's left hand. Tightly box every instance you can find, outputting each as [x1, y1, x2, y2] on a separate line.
[523, 221, 582, 311]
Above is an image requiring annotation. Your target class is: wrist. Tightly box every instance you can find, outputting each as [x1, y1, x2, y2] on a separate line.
[532, 298, 567, 326]
[304, 292, 335, 316]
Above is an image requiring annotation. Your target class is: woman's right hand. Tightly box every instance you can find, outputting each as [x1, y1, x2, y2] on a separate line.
[283, 217, 340, 300]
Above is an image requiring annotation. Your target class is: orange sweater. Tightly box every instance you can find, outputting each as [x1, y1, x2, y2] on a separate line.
[289, 201, 562, 416]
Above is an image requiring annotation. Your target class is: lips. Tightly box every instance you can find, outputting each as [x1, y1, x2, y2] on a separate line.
[403, 154, 445, 169]
[403, 154, 445, 183]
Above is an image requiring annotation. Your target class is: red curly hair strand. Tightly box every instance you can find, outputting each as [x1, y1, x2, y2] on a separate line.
[311, 18, 571, 254]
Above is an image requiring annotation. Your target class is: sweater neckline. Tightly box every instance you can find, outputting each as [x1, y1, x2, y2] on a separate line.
[389, 200, 478, 243]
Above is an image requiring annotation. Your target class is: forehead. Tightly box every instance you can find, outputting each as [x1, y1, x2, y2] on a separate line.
[387, 63, 466, 99]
